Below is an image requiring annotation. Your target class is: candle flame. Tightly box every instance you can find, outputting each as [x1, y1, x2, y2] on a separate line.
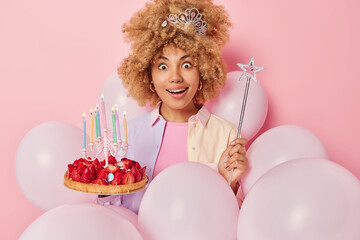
[82, 113, 86, 119]
[123, 111, 127, 117]
[112, 107, 115, 112]
[96, 104, 99, 109]
[90, 109, 93, 115]
[101, 94, 104, 100]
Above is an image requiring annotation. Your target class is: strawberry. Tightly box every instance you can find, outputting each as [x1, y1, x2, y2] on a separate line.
[73, 158, 84, 167]
[106, 165, 120, 173]
[67, 164, 75, 177]
[77, 161, 86, 174]
[96, 165, 104, 175]
[88, 164, 98, 180]
[110, 172, 123, 185]
[80, 168, 92, 183]
[97, 168, 109, 180]
[134, 161, 141, 170]
[139, 166, 147, 179]
[82, 158, 93, 166]
[93, 159, 100, 166]
[70, 168, 81, 182]
[119, 158, 133, 170]
[100, 160, 106, 167]
[131, 166, 142, 182]
[92, 178, 108, 185]
[108, 155, 117, 165]
[121, 171, 135, 185]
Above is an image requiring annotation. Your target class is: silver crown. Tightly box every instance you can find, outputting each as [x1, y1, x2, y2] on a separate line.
[161, 8, 207, 35]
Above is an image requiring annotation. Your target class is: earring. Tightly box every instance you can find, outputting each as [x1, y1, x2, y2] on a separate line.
[198, 81, 203, 91]
[149, 82, 155, 93]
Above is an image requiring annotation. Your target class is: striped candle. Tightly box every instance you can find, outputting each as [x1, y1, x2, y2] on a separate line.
[96, 104, 101, 137]
[94, 108, 99, 139]
[112, 107, 117, 143]
[115, 105, 121, 142]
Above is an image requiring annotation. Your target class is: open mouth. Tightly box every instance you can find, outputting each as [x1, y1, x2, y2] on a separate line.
[166, 87, 188, 94]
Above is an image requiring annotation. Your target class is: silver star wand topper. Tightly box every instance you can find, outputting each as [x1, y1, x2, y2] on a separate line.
[228, 56, 264, 185]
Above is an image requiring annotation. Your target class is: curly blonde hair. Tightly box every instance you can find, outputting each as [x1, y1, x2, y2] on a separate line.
[118, 0, 232, 107]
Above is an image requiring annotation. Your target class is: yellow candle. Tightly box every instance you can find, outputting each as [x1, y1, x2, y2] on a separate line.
[90, 109, 94, 143]
[123, 111, 128, 144]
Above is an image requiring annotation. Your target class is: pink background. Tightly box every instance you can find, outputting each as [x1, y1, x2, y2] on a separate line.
[1, 0, 359, 238]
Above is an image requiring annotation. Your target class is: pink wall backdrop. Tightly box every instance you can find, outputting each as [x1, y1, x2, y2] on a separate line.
[1, 0, 359, 238]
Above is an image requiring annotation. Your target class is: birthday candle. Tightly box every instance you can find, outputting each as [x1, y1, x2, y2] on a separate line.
[115, 105, 121, 141]
[112, 107, 117, 143]
[123, 111, 128, 145]
[90, 109, 94, 143]
[82, 113, 86, 149]
[94, 108, 99, 139]
[100, 94, 107, 131]
[96, 104, 101, 137]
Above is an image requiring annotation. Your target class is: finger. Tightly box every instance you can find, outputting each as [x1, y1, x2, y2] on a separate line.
[230, 138, 247, 147]
[224, 153, 247, 169]
[228, 144, 246, 156]
[221, 144, 233, 159]
[225, 159, 248, 172]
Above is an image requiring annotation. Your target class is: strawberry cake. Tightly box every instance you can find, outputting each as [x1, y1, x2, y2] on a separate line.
[64, 156, 148, 195]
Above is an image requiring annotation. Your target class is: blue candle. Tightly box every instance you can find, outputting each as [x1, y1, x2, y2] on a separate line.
[94, 108, 99, 139]
[96, 104, 101, 137]
[112, 107, 117, 143]
[82, 113, 86, 149]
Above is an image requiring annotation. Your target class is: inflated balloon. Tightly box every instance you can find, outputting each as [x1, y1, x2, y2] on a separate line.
[20, 204, 143, 240]
[100, 71, 149, 128]
[15, 121, 96, 211]
[241, 125, 328, 195]
[138, 162, 239, 240]
[238, 158, 360, 240]
[105, 205, 140, 232]
[205, 71, 268, 140]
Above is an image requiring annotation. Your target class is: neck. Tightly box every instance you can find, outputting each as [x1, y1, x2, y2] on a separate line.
[160, 102, 199, 123]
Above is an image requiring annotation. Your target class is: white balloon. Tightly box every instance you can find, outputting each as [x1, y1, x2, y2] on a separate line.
[20, 204, 143, 240]
[15, 121, 96, 211]
[138, 162, 239, 240]
[105, 205, 141, 233]
[206, 71, 268, 140]
[238, 159, 360, 240]
[241, 125, 329, 195]
[100, 71, 149, 129]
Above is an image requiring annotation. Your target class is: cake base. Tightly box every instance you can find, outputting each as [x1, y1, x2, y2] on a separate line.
[64, 171, 148, 195]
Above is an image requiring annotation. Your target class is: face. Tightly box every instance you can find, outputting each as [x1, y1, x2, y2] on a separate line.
[151, 45, 200, 115]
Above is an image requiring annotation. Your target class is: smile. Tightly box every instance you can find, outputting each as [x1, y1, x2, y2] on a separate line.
[166, 87, 188, 94]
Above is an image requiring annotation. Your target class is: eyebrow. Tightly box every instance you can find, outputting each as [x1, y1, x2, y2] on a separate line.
[158, 54, 191, 61]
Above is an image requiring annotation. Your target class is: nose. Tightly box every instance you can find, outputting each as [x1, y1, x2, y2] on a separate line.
[169, 68, 183, 83]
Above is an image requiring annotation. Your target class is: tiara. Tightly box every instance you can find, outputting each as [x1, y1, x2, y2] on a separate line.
[161, 8, 207, 35]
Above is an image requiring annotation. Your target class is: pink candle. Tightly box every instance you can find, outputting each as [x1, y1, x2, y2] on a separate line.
[115, 105, 121, 141]
[100, 94, 107, 131]
[123, 111, 128, 145]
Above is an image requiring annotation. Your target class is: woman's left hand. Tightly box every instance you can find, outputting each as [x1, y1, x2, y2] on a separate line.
[218, 138, 248, 192]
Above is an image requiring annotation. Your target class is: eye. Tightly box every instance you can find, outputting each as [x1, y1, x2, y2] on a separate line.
[182, 62, 192, 69]
[158, 64, 168, 70]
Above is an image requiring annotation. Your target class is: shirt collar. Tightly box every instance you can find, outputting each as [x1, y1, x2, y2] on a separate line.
[150, 102, 211, 126]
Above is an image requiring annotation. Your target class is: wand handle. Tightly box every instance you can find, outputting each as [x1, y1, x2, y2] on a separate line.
[228, 76, 251, 185]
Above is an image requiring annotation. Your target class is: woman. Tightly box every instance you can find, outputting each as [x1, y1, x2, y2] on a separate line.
[98, 0, 248, 213]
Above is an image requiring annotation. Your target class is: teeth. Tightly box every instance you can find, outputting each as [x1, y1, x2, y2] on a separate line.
[168, 88, 186, 93]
